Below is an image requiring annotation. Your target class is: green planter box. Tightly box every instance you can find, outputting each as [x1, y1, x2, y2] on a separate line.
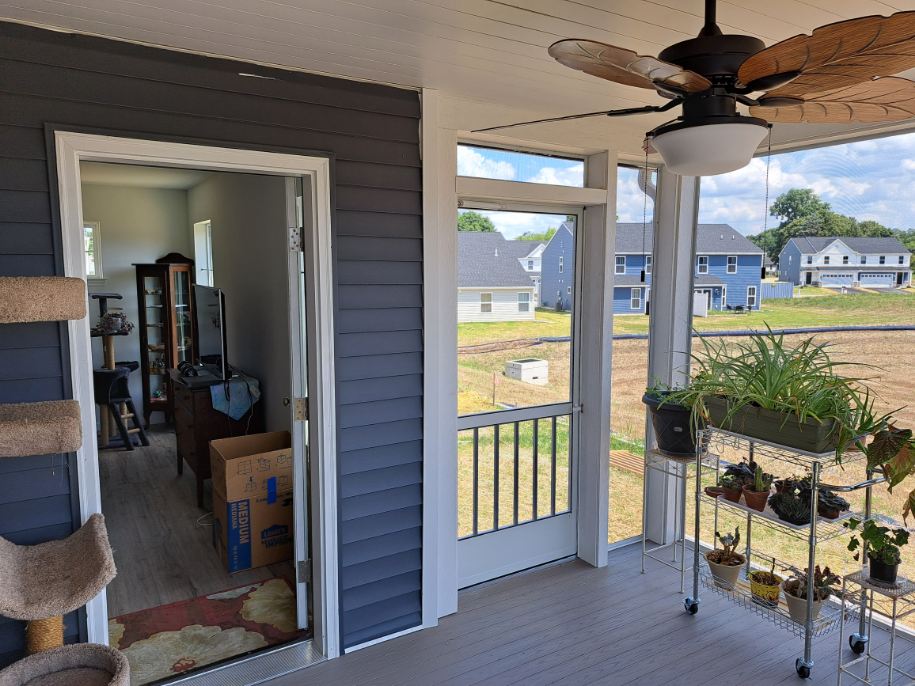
[704, 396, 840, 454]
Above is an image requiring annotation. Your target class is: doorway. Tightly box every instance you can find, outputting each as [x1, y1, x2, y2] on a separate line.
[55, 133, 339, 679]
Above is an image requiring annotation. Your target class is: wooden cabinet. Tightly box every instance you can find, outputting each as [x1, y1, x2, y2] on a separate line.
[169, 370, 263, 507]
[134, 255, 196, 426]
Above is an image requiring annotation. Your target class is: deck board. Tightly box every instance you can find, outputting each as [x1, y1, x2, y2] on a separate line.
[268, 543, 915, 685]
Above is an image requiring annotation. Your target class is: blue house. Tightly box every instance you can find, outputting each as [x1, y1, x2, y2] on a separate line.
[540, 222, 764, 314]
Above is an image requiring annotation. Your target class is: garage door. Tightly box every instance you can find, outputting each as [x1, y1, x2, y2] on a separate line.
[859, 272, 894, 287]
[819, 272, 854, 286]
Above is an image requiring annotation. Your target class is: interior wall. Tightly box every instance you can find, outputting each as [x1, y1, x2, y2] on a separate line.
[81, 183, 192, 413]
[187, 173, 291, 434]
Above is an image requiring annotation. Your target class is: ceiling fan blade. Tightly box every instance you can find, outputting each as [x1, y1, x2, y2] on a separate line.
[751, 77, 915, 123]
[738, 11, 915, 97]
[549, 39, 710, 94]
[471, 100, 682, 133]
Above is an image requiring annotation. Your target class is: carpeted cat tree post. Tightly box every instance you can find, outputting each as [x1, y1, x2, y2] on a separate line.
[0, 277, 129, 686]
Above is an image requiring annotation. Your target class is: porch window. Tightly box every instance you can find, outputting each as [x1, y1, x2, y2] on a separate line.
[456, 143, 584, 187]
[615, 256, 626, 274]
[83, 221, 102, 278]
[880, 255, 887, 264]
[630, 288, 641, 310]
[646, 255, 652, 274]
[696, 255, 709, 274]
[726, 255, 737, 273]
[746, 285, 757, 308]
[518, 292, 530, 312]
[480, 292, 492, 313]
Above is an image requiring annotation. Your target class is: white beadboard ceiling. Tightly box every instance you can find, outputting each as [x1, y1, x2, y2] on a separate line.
[4, 0, 915, 157]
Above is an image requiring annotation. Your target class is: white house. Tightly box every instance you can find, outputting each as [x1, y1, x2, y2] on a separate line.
[779, 236, 912, 288]
[457, 232, 537, 322]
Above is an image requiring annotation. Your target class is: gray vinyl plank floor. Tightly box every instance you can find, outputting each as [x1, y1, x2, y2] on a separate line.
[267, 543, 915, 685]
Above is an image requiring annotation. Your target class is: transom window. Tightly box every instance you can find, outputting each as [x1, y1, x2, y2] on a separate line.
[747, 285, 757, 308]
[480, 292, 492, 313]
[615, 256, 626, 274]
[726, 255, 737, 274]
[517, 292, 530, 312]
[456, 144, 584, 187]
[630, 287, 641, 310]
[696, 255, 709, 274]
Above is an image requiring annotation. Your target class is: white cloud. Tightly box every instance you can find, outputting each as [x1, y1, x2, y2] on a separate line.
[529, 162, 584, 187]
[457, 146, 516, 180]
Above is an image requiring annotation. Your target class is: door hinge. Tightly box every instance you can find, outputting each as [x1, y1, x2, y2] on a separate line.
[297, 559, 312, 583]
[294, 397, 308, 421]
[288, 226, 302, 252]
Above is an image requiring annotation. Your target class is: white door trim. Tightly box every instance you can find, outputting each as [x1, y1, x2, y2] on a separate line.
[54, 131, 340, 659]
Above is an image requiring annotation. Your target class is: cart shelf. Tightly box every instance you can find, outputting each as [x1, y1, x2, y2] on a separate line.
[702, 428, 868, 469]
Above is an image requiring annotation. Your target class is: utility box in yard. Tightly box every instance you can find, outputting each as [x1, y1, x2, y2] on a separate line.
[210, 431, 294, 573]
[504, 358, 549, 385]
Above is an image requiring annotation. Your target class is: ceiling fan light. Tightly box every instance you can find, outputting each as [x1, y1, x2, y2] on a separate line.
[651, 120, 768, 176]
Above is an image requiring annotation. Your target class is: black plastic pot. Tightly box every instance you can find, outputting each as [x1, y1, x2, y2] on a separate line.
[704, 396, 840, 453]
[642, 392, 696, 457]
[869, 554, 899, 585]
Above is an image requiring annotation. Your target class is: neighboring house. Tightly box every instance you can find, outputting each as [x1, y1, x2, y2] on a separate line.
[502, 238, 544, 303]
[540, 222, 763, 314]
[457, 232, 537, 322]
[779, 236, 913, 288]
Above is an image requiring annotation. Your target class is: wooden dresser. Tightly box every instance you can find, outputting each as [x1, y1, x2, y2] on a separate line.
[169, 369, 263, 507]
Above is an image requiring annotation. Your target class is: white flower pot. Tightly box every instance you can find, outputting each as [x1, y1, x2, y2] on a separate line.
[706, 555, 742, 590]
[782, 582, 823, 624]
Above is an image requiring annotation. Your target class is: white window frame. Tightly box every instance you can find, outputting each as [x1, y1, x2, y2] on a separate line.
[480, 292, 492, 313]
[645, 255, 652, 274]
[726, 255, 737, 274]
[83, 221, 102, 279]
[842, 255, 849, 265]
[900, 255, 906, 265]
[630, 287, 642, 310]
[567, 285, 572, 294]
[696, 255, 709, 274]
[517, 291, 530, 312]
[747, 285, 758, 308]
[193, 219, 214, 286]
[527, 258, 534, 270]
[615, 255, 626, 274]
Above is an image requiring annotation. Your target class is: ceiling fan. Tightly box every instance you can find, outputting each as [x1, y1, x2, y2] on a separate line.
[475, 0, 915, 176]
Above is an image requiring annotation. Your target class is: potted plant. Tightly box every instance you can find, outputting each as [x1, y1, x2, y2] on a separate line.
[748, 560, 783, 607]
[782, 566, 840, 624]
[775, 475, 803, 493]
[815, 490, 850, 520]
[768, 489, 811, 525]
[705, 527, 745, 590]
[742, 465, 773, 512]
[642, 383, 698, 457]
[845, 518, 910, 585]
[711, 474, 743, 503]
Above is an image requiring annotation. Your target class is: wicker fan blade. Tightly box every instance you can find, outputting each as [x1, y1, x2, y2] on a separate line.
[738, 11, 915, 97]
[549, 39, 710, 94]
[751, 77, 915, 123]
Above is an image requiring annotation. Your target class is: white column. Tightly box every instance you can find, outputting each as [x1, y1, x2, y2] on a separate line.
[643, 168, 699, 544]
[576, 151, 617, 567]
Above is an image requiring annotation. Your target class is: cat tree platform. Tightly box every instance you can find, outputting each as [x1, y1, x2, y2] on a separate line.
[0, 514, 115, 622]
[0, 401, 82, 458]
[0, 644, 129, 686]
[0, 277, 87, 324]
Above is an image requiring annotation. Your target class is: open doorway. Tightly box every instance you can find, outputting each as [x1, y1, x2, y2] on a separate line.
[54, 131, 339, 683]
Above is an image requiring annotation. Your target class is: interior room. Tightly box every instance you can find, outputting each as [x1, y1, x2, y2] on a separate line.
[80, 161, 308, 684]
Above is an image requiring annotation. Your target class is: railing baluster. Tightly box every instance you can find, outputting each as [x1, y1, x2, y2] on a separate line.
[551, 415, 558, 516]
[532, 419, 539, 521]
[472, 427, 479, 536]
[513, 421, 520, 526]
[493, 424, 500, 531]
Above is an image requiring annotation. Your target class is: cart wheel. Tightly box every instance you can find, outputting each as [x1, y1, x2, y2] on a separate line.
[849, 634, 868, 655]
[684, 597, 699, 614]
[795, 658, 811, 679]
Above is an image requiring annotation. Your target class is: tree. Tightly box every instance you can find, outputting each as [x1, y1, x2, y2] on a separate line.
[769, 188, 831, 224]
[457, 210, 496, 232]
[516, 227, 557, 242]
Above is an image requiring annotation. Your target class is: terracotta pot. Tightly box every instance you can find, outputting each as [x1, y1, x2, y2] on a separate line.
[782, 581, 823, 624]
[721, 487, 742, 503]
[749, 571, 783, 607]
[742, 486, 769, 512]
[705, 486, 725, 499]
[818, 505, 841, 520]
[705, 553, 744, 591]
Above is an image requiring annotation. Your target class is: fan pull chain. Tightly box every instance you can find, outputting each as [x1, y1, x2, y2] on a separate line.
[640, 149, 649, 284]
[762, 124, 773, 235]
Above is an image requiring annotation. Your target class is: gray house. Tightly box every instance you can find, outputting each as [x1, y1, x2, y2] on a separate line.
[457, 232, 538, 322]
[779, 236, 913, 287]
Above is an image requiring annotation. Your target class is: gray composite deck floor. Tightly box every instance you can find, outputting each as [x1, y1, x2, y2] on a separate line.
[269, 543, 915, 685]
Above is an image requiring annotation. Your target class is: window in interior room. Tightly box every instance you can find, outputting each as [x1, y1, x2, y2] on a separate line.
[193, 219, 214, 286]
[457, 143, 584, 187]
[83, 221, 102, 278]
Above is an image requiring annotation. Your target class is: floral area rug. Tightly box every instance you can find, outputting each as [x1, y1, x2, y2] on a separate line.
[109, 577, 303, 685]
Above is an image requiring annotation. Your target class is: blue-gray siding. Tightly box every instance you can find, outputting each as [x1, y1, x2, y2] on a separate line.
[540, 226, 575, 310]
[779, 241, 803, 284]
[0, 21, 421, 658]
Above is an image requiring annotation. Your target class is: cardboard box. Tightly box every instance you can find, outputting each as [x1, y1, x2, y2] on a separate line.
[210, 431, 294, 573]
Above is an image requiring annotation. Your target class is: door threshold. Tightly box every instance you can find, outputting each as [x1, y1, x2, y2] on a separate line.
[161, 638, 323, 686]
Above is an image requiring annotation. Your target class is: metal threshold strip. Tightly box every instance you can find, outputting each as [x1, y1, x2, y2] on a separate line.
[163, 639, 323, 686]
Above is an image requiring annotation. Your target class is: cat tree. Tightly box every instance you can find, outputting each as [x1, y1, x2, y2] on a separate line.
[0, 277, 129, 685]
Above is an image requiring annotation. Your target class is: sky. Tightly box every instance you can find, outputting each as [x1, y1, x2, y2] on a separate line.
[460, 133, 915, 238]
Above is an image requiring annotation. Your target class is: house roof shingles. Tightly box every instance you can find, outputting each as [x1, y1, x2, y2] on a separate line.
[784, 236, 911, 255]
[615, 222, 763, 254]
[457, 232, 538, 288]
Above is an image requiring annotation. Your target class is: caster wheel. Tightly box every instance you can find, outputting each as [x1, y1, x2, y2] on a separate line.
[684, 597, 699, 614]
[849, 634, 868, 655]
[795, 658, 811, 679]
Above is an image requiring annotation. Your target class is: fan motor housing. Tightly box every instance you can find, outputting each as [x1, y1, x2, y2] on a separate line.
[659, 34, 765, 81]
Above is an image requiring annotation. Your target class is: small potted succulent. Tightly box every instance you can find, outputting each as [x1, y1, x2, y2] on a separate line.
[782, 565, 840, 624]
[748, 560, 783, 607]
[705, 527, 745, 590]
[775, 475, 803, 494]
[768, 489, 811, 525]
[846, 518, 910, 585]
[642, 382, 698, 457]
[816, 490, 850, 520]
[742, 465, 774, 512]
[715, 474, 744, 503]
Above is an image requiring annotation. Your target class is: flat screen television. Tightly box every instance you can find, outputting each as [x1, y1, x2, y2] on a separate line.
[193, 285, 229, 381]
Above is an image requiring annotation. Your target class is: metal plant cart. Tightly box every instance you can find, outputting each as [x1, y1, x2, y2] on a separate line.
[685, 428, 883, 679]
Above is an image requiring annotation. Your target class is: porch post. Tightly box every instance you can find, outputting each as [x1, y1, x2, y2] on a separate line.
[643, 168, 699, 545]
